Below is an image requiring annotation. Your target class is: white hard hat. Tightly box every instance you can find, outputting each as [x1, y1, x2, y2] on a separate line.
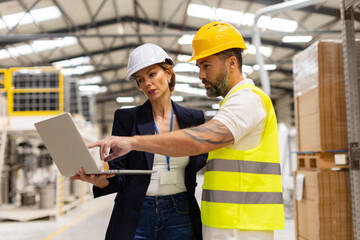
[126, 43, 174, 81]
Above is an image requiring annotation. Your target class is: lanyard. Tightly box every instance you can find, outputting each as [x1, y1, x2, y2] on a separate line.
[154, 108, 174, 171]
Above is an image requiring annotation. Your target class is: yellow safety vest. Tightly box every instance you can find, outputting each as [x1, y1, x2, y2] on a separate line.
[201, 83, 285, 230]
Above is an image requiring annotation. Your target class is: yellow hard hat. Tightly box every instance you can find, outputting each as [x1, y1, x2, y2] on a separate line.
[188, 21, 247, 62]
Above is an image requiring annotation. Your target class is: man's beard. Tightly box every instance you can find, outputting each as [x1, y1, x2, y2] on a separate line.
[206, 68, 229, 98]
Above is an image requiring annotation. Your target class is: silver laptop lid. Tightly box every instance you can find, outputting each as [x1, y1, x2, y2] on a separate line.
[35, 113, 156, 176]
[35, 113, 105, 176]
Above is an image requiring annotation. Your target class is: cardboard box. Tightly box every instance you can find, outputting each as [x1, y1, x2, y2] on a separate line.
[293, 40, 348, 152]
[295, 88, 321, 151]
[294, 170, 352, 240]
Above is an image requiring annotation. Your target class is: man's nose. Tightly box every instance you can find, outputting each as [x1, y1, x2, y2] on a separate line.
[198, 69, 206, 80]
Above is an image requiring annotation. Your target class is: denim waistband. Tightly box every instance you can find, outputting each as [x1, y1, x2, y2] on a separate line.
[145, 192, 188, 202]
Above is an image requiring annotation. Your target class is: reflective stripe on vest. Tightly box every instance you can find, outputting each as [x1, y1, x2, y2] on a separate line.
[202, 189, 283, 204]
[206, 158, 281, 175]
[201, 83, 285, 230]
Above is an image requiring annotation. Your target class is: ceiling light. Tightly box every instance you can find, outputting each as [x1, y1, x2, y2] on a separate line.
[78, 76, 102, 85]
[187, 4, 216, 20]
[0, 19, 6, 29]
[79, 85, 107, 95]
[253, 64, 277, 71]
[53, 56, 90, 68]
[187, 3, 296, 33]
[282, 36, 312, 43]
[174, 63, 199, 73]
[187, 3, 245, 25]
[0, 37, 78, 60]
[258, 46, 273, 58]
[0, 50, 10, 60]
[268, 18, 298, 33]
[0, 6, 61, 29]
[79, 85, 99, 91]
[245, 45, 273, 58]
[116, 97, 135, 103]
[31, 6, 62, 22]
[16, 69, 43, 74]
[61, 65, 95, 75]
[242, 65, 254, 75]
[176, 75, 200, 84]
[241, 13, 255, 26]
[178, 34, 194, 45]
[61, 36, 78, 46]
[32, 40, 59, 52]
[177, 54, 192, 63]
[32, 37, 78, 53]
[175, 84, 207, 96]
[257, 16, 271, 29]
[171, 96, 184, 102]
[8, 44, 33, 57]
[2, 12, 34, 28]
[215, 8, 244, 25]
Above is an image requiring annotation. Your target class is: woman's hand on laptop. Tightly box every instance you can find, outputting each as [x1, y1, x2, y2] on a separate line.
[70, 168, 114, 189]
[87, 136, 133, 162]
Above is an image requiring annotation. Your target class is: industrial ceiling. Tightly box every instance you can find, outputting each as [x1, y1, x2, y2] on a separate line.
[0, 0, 359, 133]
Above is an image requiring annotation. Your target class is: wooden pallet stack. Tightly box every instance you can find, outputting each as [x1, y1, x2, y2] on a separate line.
[293, 40, 356, 240]
[296, 152, 348, 170]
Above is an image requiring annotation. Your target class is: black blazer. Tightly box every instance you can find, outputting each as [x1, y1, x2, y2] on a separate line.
[93, 100, 207, 240]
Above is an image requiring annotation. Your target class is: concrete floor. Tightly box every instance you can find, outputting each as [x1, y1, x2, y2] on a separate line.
[0, 175, 296, 240]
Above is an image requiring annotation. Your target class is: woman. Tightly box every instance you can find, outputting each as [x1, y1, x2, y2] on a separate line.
[71, 43, 207, 240]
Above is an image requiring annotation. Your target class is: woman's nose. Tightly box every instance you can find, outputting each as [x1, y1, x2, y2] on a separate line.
[144, 78, 152, 86]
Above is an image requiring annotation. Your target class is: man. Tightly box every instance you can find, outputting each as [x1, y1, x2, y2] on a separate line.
[91, 21, 285, 239]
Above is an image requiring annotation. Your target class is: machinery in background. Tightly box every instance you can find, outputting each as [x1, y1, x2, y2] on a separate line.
[0, 67, 99, 221]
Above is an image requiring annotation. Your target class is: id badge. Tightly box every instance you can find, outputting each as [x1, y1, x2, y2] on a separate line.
[160, 171, 177, 185]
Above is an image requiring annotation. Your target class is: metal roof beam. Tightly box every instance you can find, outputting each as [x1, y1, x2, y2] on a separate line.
[0, 14, 345, 51]
[6, 0, 40, 34]
[241, 0, 359, 20]
[0, 29, 345, 42]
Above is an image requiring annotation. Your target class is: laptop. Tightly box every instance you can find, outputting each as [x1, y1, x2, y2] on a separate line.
[34, 113, 156, 176]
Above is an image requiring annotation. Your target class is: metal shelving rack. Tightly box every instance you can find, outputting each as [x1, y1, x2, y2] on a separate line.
[340, 0, 360, 239]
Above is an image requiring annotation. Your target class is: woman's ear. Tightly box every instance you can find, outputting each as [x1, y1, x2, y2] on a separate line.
[165, 69, 172, 79]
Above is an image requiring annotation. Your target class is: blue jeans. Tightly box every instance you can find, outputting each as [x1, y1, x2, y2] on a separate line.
[134, 192, 195, 240]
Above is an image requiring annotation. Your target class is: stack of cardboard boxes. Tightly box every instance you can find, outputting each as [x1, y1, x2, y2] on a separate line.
[294, 170, 352, 239]
[294, 40, 348, 153]
[293, 40, 354, 240]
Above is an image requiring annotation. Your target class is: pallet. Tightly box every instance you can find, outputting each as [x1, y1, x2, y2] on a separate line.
[296, 152, 348, 170]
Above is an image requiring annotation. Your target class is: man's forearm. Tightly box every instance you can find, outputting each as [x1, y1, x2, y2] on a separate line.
[131, 120, 234, 157]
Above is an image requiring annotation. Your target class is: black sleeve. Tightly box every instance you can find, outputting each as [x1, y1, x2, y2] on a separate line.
[93, 109, 135, 198]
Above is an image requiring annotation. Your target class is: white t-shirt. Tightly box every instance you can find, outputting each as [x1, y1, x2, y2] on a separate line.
[212, 79, 266, 150]
[146, 154, 189, 196]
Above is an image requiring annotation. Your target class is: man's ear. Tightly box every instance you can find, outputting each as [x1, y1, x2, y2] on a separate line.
[227, 56, 237, 70]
